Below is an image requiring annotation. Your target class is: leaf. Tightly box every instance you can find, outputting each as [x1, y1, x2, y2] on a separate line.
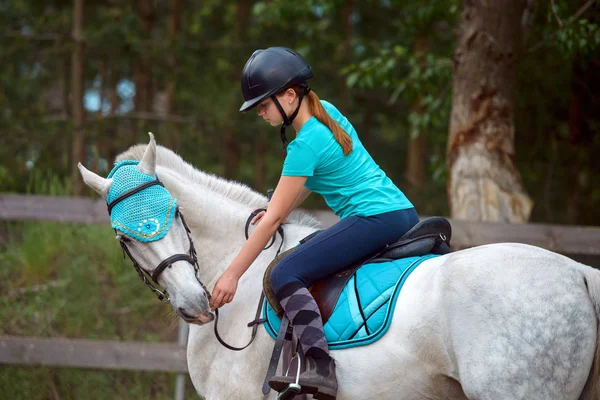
[346, 73, 359, 88]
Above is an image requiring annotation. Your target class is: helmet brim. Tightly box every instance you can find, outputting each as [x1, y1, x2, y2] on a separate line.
[239, 95, 266, 113]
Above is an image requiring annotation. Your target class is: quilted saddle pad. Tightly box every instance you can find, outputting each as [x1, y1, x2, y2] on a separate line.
[263, 254, 439, 350]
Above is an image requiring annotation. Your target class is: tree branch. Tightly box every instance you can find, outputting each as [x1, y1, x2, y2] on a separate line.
[550, 0, 564, 27]
[528, 0, 596, 53]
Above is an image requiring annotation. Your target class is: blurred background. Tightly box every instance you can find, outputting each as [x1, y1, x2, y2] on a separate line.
[1, 0, 599, 399]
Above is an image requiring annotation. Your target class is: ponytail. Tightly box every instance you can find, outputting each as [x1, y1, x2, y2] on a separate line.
[294, 88, 353, 155]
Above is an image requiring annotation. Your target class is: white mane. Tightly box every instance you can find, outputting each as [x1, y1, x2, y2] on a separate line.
[116, 144, 320, 228]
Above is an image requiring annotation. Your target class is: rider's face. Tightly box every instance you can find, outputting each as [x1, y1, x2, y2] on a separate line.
[256, 90, 297, 127]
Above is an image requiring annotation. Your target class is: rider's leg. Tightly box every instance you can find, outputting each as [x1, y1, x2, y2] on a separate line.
[269, 208, 418, 396]
[277, 283, 330, 373]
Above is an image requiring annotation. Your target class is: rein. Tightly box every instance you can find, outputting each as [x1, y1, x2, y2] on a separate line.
[212, 207, 285, 351]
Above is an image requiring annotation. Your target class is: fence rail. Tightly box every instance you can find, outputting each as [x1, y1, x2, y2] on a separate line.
[3, 194, 600, 256]
[0, 336, 188, 373]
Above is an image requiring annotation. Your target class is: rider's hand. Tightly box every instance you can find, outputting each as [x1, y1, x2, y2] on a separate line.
[251, 209, 266, 225]
[210, 271, 239, 310]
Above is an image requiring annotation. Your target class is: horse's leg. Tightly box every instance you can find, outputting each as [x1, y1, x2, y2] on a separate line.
[441, 245, 596, 400]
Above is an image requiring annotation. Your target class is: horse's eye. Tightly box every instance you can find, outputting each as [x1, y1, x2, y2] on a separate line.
[117, 234, 130, 242]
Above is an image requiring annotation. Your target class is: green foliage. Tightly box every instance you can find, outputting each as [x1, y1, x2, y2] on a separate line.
[555, 18, 600, 55]
[0, 220, 202, 398]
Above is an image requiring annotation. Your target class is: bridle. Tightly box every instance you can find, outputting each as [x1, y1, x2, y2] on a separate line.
[106, 173, 284, 352]
[107, 178, 209, 303]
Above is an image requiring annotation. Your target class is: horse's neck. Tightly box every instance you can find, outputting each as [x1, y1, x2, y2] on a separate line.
[154, 166, 317, 285]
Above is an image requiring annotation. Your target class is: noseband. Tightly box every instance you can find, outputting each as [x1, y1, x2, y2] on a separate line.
[107, 178, 210, 303]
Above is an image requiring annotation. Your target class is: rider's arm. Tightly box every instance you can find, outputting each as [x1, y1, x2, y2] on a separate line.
[251, 186, 310, 224]
[287, 186, 311, 217]
[225, 175, 308, 280]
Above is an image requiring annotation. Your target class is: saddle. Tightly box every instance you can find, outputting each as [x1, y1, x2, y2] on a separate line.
[263, 216, 452, 324]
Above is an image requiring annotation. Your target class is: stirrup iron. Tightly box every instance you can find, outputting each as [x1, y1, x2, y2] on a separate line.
[276, 353, 303, 400]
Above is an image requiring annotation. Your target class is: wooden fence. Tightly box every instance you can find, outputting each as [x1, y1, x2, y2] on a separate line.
[1, 193, 600, 376]
[0, 335, 187, 373]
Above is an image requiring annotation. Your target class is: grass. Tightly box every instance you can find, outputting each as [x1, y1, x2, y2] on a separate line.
[0, 220, 201, 399]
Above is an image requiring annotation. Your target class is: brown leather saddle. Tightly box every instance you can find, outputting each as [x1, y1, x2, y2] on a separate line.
[263, 216, 452, 324]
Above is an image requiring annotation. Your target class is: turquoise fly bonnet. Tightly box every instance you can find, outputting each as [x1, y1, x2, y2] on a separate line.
[107, 160, 177, 242]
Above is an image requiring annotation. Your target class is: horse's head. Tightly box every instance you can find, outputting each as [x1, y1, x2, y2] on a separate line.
[78, 133, 214, 325]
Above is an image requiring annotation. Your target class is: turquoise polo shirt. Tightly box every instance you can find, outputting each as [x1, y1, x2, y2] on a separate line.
[282, 100, 414, 219]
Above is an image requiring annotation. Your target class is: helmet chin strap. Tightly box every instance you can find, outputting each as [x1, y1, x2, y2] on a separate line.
[271, 85, 311, 152]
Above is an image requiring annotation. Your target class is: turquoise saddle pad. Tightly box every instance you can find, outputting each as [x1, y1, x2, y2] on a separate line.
[263, 254, 439, 350]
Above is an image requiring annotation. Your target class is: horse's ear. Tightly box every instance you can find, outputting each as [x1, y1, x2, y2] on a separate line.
[78, 163, 113, 198]
[137, 132, 156, 177]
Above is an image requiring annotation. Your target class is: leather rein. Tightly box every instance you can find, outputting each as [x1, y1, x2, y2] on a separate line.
[108, 175, 283, 352]
[212, 208, 284, 351]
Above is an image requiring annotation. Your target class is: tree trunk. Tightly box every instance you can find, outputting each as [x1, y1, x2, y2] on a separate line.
[447, 0, 533, 222]
[62, 56, 71, 172]
[163, 0, 182, 150]
[70, 0, 85, 195]
[98, 57, 106, 117]
[222, 1, 250, 179]
[134, 0, 154, 113]
[566, 56, 584, 224]
[405, 37, 428, 190]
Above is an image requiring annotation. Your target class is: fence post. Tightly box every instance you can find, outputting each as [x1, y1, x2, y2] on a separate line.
[175, 320, 189, 400]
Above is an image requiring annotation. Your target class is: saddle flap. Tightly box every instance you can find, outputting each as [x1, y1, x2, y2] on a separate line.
[309, 262, 362, 324]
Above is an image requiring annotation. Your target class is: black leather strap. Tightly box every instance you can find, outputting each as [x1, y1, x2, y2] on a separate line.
[152, 254, 196, 283]
[107, 180, 164, 215]
[213, 292, 265, 352]
[244, 208, 285, 257]
[262, 314, 292, 395]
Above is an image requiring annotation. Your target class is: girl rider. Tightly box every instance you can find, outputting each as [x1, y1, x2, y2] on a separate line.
[210, 47, 418, 399]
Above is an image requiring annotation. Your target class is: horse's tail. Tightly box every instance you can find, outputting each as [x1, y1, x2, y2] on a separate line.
[578, 264, 600, 400]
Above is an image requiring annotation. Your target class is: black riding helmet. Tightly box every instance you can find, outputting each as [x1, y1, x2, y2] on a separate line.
[239, 47, 313, 149]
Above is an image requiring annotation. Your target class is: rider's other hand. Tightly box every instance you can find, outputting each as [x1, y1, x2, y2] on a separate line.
[251, 209, 266, 225]
[210, 271, 239, 310]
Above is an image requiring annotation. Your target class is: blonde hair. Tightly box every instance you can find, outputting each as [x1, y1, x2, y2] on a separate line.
[290, 87, 353, 155]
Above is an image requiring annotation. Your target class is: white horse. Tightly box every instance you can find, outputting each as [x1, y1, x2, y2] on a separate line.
[79, 134, 600, 400]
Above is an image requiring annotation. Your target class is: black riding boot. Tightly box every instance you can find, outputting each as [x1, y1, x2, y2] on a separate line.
[269, 356, 338, 399]
[268, 284, 338, 399]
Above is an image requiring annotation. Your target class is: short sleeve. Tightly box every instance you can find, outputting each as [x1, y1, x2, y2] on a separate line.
[282, 140, 318, 176]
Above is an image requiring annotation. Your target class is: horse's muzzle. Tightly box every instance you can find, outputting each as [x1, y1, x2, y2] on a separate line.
[178, 307, 215, 324]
